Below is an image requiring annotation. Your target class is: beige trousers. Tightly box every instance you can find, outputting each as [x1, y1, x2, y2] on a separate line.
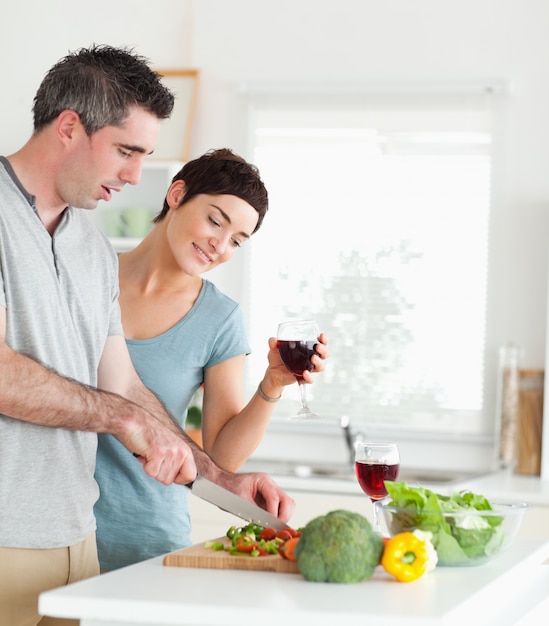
[0, 533, 99, 626]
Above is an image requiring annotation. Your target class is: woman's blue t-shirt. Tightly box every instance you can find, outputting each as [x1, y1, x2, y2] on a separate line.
[93, 279, 250, 571]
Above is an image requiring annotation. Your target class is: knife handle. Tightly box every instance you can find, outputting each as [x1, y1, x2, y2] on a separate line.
[132, 452, 196, 489]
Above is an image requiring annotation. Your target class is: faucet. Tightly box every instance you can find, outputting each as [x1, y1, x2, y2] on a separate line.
[340, 415, 365, 466]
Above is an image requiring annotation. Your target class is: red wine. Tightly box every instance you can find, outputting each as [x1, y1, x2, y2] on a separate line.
[277, 340, 316, 381]
[355, 461, 400, 500]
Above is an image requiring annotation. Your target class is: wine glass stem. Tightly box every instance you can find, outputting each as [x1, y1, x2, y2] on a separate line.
[298, 381, 309, 411]
[371, 499, 382, 534]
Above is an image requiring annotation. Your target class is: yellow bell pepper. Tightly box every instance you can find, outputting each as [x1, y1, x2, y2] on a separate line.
[381, 531, 436, 582]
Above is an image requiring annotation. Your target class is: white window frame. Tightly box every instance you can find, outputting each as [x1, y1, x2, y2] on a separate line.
[230, 83, 505, 450]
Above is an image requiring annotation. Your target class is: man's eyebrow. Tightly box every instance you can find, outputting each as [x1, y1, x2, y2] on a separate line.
[212, 204, 251, 239]
[117, 143, 153, 155]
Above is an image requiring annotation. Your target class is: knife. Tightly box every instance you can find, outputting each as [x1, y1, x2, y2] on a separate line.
[186, 475, 290, 531]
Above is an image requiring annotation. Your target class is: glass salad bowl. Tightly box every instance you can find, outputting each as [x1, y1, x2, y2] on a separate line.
[379, 482, 529, 566]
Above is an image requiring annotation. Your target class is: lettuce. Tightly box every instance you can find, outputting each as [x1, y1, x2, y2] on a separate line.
[384, 481, 505, 565]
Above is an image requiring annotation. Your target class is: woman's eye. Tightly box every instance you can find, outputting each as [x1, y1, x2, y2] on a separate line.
[208, 216, 221, 228]
[231, 239, 242, 248]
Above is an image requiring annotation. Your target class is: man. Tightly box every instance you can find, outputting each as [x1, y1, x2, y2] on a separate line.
[0, 44, 294, 626]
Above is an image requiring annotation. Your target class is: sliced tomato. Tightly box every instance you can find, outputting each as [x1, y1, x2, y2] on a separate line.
[275, 529, 294, 541]
[235, 539, 257, 553]
[259, 527, 277, 541]
[279, 536, 300, 561]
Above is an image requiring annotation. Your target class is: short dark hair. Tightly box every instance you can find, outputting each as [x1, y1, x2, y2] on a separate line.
[32, 44, 174, 134]
[154, 148, 269, 233]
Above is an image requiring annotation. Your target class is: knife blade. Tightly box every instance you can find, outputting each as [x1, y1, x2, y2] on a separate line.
[187, 475, 289, 531]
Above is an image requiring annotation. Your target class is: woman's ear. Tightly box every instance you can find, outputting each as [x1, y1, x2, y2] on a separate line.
[166, 179, 187, 210]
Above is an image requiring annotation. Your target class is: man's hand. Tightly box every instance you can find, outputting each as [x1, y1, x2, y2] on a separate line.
[214, 471, 296, 522]
[118, 412, 197, 486]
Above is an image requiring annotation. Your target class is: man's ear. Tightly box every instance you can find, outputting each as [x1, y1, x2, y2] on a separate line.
[55, 110, 83, 145]
[166, 179, 187, 209]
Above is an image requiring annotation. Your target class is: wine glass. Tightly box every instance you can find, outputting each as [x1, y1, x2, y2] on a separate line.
[355, 442, 400, 534]
[277, 319, 321, 420]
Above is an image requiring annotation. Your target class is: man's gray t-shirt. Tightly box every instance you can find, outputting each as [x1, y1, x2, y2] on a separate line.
[0, 158, 123, 548]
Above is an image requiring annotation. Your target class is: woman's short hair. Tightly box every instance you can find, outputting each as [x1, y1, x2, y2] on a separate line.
[155, 148, 269, 233]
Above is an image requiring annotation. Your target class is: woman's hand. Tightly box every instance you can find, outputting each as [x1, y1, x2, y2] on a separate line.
[261, 332, 329, 393]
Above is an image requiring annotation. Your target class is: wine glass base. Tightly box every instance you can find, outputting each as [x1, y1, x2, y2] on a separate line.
[288, 414, 322, 421]
[288, 409, 322, 421]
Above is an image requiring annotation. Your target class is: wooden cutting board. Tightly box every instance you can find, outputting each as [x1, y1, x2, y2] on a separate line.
[163, 537, 300, 573]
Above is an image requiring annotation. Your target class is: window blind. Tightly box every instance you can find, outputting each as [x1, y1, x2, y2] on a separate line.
[244, 88, 494, 435]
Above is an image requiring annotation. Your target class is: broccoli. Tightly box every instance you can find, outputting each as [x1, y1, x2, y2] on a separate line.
[294, 509, 383, 583]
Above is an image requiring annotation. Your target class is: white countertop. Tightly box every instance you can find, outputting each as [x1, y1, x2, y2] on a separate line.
[39, 539, 549, 626]
[459, 469, 549, 506]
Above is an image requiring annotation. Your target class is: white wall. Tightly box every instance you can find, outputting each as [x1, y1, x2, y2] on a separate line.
[189, 0, 549, 380]
[0, 0, 194, 152]
[2, 0, 549, 385]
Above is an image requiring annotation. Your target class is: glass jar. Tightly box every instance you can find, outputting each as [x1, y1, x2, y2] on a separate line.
[496, 343, 520, 468]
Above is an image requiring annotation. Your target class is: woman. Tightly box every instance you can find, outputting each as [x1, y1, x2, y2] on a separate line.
[94, 149, 328, 571]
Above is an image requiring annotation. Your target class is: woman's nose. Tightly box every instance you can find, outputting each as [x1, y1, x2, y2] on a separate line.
[209, 234, 229, 256]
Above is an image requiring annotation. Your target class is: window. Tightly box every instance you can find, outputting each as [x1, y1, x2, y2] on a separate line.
[244, 88, 495, 436]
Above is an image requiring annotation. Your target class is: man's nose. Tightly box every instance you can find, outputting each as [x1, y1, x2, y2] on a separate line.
[121, 160, 143, 186]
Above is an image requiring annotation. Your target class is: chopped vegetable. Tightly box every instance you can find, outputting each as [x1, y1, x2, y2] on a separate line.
[279, 536, 300, 561]
[381, 531, 436, 582]
[226, 525, 240, 540]
[209, 522, 300, 558]
[234, 536, 257, 553]
[204, 540, 225, 551]
[259, 527, 277, 541]
[275, 529, 294, 542]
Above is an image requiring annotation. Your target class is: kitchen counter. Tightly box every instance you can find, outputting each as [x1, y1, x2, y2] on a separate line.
[458, 469, 549, 506]
[39, 539, 549, 626]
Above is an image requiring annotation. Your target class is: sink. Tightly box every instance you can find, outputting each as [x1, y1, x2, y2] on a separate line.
[240, 459, 483, 486]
